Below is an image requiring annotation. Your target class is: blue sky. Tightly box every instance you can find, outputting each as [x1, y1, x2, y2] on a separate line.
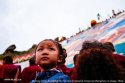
[0, 0, 125, 54]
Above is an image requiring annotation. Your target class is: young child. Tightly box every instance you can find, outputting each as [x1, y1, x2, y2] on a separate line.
[30, 39, 71, 83]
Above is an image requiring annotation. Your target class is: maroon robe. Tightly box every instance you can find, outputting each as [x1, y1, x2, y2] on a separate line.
[0, 65, 4, 82]
[57, 64, 70, 75]
[113, 54, 125, 67]
[66, 67, 76, 80]
[21, 65, 41, 83]
[0, 64, 21, 83]
[113, 54, 125, 63]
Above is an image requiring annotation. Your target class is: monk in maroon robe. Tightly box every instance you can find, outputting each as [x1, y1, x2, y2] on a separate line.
[21, 57, 41, 83]
[1, 55, 21, 83]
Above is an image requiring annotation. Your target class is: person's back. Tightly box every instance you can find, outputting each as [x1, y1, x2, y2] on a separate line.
[66, 54, 78, 79]
[113, 54, 125, 64]
[104, 42, 125, 68]
[0, 65, 4, 82]
[2, 55, 21, 83]
[21, 65, 41, 83]
[3, 64, 21, 81]
[21, 57, 41, 83]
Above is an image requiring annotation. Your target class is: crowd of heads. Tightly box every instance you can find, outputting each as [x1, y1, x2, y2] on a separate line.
[1, 39, 125, 83]
[75, 41, 124, 80]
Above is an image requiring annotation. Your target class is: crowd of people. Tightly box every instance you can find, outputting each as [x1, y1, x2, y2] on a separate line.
[0, 39, 125, 83]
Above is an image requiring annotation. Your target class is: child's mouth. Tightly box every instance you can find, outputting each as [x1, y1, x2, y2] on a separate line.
[41, 57, 49, 61]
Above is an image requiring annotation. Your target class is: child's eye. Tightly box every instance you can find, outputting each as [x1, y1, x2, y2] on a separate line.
[49, 48, 55, 50]
[37, 48, 43, 51]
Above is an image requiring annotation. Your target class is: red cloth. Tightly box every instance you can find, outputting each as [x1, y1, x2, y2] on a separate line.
[1, 64, 21, 83]
[0, 65, 4, 82]
[21, 65, 41, 83]
[113, 54, 125, 63]
[0, 65, 4, 79]
[66, 67, 77, 80]
[57, 64, 70, 75]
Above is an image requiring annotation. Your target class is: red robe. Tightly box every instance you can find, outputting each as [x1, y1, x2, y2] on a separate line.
[0, 64, 21, 83]
[113, 54, 125, 67]
[57, 64, 70, 75]
[113, 54, 125, 63]
[21, 65, 41, 83]
[66, 67, 76, 80]
[0, 65, 4, 82]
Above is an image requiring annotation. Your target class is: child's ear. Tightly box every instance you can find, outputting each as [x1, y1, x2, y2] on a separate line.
[57, 55, 62, 63]
[57, 59, 62, 63]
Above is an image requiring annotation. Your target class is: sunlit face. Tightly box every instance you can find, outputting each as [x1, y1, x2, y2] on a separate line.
[35, 40, 60, 70]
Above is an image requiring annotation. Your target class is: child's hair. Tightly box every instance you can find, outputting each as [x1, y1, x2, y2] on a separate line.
[58, 48, 67, 65]
[35, 39, 64, 61]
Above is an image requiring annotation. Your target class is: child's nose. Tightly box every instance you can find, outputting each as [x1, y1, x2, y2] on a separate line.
[42, 49, 49, 55]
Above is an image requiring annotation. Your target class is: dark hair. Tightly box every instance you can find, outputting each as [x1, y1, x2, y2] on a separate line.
[62, 48, 66, 51]
[79, 40, 105, 57]
[58, 48, 67, 64]
[73, 54, 78, 64]
[62, 48, 67, 57]
[3, 55, 13, 64]
[103, 42, 115, 52]
[75, 41, 123, 80]
[29, 56, 36, 66]
[80, 41, 103, 53]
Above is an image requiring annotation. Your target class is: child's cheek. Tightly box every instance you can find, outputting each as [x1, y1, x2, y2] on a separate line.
[36, 54, 40, 63]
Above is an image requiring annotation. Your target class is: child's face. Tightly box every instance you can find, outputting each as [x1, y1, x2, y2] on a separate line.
[35, 40, 59, 69]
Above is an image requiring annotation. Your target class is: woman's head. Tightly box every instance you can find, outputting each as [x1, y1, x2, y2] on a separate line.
[35, 39, 63, 70]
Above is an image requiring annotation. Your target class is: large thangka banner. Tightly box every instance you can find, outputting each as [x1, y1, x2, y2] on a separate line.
[62, 12, 125, 68]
